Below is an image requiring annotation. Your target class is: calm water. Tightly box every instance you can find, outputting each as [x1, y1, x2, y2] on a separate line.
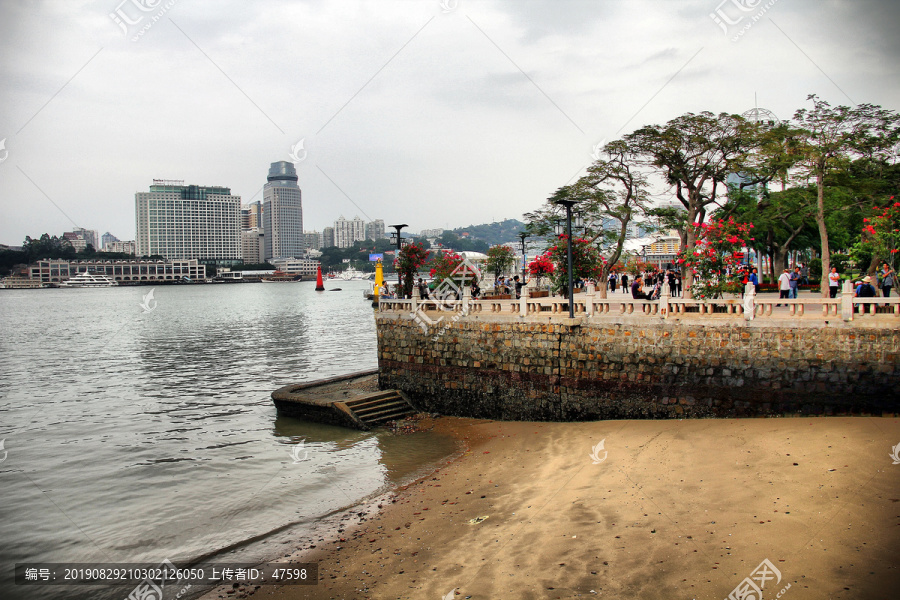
[0, 281, 457, 600]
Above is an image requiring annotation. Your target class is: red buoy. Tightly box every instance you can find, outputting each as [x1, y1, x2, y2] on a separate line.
[315, 265, 325, 291]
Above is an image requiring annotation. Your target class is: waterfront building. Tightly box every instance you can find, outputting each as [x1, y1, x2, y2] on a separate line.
[303, 231, 323, 250]
[135, 179, 242, 265]
[263, 162, 304, 261]
[365, 219, 385, 241]
[334, 215, 366, 248]
[242, 228, 264, 264]
[29, 258, 206, 283]
[270, 257, 320, 278]
[322, 227, 335, 248]
[102, 240, 136, 254]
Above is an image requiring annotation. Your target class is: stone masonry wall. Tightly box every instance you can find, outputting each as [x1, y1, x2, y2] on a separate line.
[376, 315, 900, 420]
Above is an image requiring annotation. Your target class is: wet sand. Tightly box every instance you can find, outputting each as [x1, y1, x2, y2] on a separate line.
[203, 416, 900, 600]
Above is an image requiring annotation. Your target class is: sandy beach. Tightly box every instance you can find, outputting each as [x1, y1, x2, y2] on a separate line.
[202, 416, 900, 600]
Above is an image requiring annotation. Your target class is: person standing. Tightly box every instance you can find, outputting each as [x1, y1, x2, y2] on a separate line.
[778, 269, 791, 305]
[880, 263, 895, 297]
[674, 272, 682, 297]
[788, 267, 801, 299]
[621, 273, 629, 293]
[749, 267, 760, 295]
[828, 267, 840, 299]
[800, 263, 809, 285]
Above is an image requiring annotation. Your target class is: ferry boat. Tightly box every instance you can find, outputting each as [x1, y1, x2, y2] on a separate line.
[260, 270, 301, 282]
[0, 275, 49, 289]
[60, 272, 119, 288]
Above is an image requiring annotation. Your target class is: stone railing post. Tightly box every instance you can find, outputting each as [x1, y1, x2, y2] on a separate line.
[519, 285, 529, 318]
[841, 279, 854, 321]
[411, 284, 420, 316]
[659, 280, 670, 319]
[743, 282, 755, 321]
[462, 284, 471, 315]
[585, 282, 595, 317]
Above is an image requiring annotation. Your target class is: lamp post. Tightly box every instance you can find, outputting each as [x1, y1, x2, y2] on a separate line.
[389, 224, 407, 297]
[551, 199, 580, 318]
[518, 231, 528, 284]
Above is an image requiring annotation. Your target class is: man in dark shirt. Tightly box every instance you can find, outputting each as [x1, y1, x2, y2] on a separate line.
[631, 276, 651, 300]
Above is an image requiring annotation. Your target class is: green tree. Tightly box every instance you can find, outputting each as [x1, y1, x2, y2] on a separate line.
[791, 94, 900, 295]
[624, 112, 765, 297]
[485, 245, 516, 283]
[524, 139, 651, 298]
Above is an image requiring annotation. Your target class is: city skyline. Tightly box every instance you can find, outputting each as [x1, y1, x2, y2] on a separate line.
[1, 1, 899, 245]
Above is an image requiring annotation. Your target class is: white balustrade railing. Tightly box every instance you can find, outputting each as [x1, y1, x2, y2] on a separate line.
[379, 280, 900, 323]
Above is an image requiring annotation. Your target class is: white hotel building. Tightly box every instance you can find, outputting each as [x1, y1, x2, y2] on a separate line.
[135, 180, 242, 265]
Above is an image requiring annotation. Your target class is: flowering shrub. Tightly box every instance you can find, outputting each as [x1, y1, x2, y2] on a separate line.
[546, 235, 603, 293]
[527, 253, 554, 289]
[862, 197, 900, 266]
[396, 243, 429, 297]
[428, 250, 479, 290]
[676, 218, 753, 299]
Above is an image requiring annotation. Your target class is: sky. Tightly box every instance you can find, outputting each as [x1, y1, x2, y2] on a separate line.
[0, 0, 898, 245]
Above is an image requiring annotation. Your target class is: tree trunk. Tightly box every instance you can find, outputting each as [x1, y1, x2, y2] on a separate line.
[815, 163, 831, 297]
[597, 266, 609, 299]
[681, 204, 698, 299]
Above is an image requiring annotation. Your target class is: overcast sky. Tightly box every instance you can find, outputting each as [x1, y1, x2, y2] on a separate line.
[1, 0, 898, 245]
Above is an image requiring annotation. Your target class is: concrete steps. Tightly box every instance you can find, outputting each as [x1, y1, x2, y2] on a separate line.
[342, 390, 417, 428]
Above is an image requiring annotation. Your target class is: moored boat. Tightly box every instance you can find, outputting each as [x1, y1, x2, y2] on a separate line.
[59, 272, 119, 288]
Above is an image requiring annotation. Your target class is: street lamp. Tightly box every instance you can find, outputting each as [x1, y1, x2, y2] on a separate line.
[389, 224, 407, 297]
[518, 231, 528, 284]
[551, 199, 580, 318]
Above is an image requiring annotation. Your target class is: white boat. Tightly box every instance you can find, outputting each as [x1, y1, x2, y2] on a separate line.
[60, 272, 119, 288]
[340, 267, 369, 281]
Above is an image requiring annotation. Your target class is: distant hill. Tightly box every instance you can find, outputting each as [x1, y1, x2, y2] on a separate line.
[453, 219, 525, 246]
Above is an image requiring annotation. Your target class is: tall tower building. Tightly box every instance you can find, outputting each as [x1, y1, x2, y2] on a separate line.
[135, 180, 242, 263]
[323, 227, 335, 248]
[334, 215, 366, 248]
[366, 219, 385, 241]
[263, 162, 303, 260]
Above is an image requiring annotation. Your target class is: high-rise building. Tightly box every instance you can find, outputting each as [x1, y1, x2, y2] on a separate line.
[322, 227, 335, 248]
[303, 231, 323, 250]
[334, 215, 366, 248]
[419, 228, 444, 239]
[242, 228, 264, 264]
[63, 228, 99, 251]
[263, 162, 303, 260]
[242, 201, 262, 230]
[101, 232, 120, 248]
[365, 219, 385, 241]
[135, 179, 242, 264]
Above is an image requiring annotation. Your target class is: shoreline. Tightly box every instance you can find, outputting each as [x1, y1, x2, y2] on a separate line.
[197, 415, 900, 600]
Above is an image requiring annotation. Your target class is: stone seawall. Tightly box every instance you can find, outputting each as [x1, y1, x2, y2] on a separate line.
[376, 315, 900, 420]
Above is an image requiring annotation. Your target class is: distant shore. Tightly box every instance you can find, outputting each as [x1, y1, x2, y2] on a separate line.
[199, 415, 900, 600]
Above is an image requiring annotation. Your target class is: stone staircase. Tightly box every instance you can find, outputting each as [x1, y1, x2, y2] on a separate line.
[340, 390, 417, 429]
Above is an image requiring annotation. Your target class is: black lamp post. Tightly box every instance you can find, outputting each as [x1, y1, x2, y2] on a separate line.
[389, 224, 407, 296]
[551, 199, 580, 318]
[518, 231, 528, 284]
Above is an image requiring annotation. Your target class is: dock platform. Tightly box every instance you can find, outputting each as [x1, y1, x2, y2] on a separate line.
[271, 369, 418, 430]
